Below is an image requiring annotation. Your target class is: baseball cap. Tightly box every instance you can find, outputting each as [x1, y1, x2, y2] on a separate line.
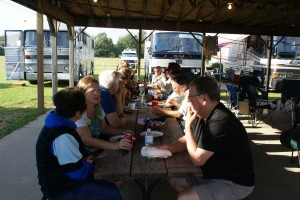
[163, 62, 181, 73]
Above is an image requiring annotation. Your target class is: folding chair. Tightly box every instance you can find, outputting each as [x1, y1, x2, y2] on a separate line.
[280, 128, 300, 167]
[248, 85, 278, 127]
[226, 84, 239, 117]
[238, 75, 278, 127]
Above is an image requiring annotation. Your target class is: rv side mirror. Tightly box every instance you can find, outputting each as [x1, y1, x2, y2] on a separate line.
[78, 41, 83, 49]
[148, 47, 153, 55]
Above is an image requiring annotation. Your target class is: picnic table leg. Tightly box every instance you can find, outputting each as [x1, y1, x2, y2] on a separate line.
[134, 178, 161, 200]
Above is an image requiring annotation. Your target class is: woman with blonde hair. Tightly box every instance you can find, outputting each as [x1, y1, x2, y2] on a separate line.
[76, 75, 133, 152]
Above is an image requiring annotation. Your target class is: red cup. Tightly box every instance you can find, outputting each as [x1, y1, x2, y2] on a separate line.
[152, 101, 159, 107]
[124, 134, 133, 144]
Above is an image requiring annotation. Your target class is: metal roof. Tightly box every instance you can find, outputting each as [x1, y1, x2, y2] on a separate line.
[12, 0, 300, 36]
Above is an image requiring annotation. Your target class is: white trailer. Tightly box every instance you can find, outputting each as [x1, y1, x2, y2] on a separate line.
[4, 28, 94, 84]
[144, 31, 202, 80]
[260, 36, 300, 91]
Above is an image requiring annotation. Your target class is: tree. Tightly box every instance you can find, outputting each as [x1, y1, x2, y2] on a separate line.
[115, 31, 147, 57]
[94, 32, 114, 57]
[0, 41, 4, 56]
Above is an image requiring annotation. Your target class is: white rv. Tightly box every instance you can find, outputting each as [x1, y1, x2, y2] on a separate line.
[144, 31, 202, 80]
[4, 28, 94, 84]
[121, 49, 138, 69]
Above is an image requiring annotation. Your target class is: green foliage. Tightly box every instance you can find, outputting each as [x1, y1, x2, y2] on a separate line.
[0, 35, 4, 56]
[93, 31, 147, 58]
[211, 62, 223, 69]
[94, 33, 115, 57]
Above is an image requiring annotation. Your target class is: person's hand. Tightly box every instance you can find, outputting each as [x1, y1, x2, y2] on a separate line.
[85, 155, 95, 164]
[185, 106, 197, 128]
[117, 138, 133, 150]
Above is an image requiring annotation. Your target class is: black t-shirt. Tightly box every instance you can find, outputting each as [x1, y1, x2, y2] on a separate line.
[193, 103, 255, 186]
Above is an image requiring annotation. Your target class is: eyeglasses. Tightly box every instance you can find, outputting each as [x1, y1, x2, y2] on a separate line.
[86, 88, 101, 94]
[188, 93, 205, 99]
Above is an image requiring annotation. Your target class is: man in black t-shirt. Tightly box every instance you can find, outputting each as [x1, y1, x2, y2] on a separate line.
[160, 77, 254, 200]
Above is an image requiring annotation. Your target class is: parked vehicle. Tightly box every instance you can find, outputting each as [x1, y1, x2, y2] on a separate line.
[144, 31, 202, 81]
[260, 36, 300, 91]
[120, 48, 138, 69]
[4, 28, 94, 84]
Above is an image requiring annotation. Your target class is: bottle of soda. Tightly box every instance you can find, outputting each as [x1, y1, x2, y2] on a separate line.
[145, 128, 153, 146]
[144, 119, 150, 131]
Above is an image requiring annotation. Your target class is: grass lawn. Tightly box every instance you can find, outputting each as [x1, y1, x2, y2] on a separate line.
[0, 56, 145, 138]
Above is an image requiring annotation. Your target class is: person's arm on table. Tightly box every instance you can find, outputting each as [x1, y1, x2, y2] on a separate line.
[152, 106, 182, 118]
[77, 126, 132, 150]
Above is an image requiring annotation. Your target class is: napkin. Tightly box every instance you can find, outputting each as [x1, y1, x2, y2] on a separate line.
[141, 146, 172, 159]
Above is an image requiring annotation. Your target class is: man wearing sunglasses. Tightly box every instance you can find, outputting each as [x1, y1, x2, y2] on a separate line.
[159, 76, 254, 200]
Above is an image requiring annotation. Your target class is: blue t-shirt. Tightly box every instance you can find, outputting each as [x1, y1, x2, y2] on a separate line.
[100, 85, 116, 115]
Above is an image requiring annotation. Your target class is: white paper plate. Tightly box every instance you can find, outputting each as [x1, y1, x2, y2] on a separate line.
[110, 135, 125, 142]
[139, 131, 164, 137]
[147, 102, 166, 107]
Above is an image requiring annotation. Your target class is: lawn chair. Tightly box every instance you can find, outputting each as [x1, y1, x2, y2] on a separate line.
[226, 84, 239, 117]
[248, 85, 278, 127]
[238, 75, 278, 127]
[280, 128, 300, 167]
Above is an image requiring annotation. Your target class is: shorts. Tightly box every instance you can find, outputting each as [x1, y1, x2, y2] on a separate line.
[186, 177, 254, 200]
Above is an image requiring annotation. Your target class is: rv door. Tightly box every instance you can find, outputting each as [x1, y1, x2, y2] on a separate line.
[4, 30, 24, 80]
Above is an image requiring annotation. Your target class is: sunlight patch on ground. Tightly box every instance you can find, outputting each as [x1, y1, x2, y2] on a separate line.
[266, 152, 291, 157]
[284, 167, 300, 172]
[252, 140, 281, 145]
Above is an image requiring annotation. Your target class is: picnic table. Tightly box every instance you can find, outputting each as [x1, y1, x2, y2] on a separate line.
[94, 106, 202, 200]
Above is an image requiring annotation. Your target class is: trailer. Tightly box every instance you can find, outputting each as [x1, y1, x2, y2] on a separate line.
[4, 28, 94, 84]
[144, 31, 202, 80]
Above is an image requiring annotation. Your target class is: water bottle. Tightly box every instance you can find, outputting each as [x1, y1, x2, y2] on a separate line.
[145, 128, 153, 146]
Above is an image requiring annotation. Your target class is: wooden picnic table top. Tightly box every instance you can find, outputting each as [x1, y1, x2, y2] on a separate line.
[94, 106, 202, 180]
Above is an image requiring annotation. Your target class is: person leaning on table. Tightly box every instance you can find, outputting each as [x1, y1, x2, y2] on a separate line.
[36, 88, 122, 200]
[99, 70, 126, 128]
[76, 75, 133, 152]
[159, 76, 255, 200]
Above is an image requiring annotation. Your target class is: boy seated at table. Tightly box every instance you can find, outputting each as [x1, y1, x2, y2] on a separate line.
[36, 88, 122, 200]
[153, 73, 190, 127]
[165, 73, 189, 109]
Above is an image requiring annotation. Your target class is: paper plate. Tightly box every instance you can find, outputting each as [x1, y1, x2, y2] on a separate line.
[147, 102, 166, 107]
[139, 131, 164, 137]
[110, 135, 125, 142]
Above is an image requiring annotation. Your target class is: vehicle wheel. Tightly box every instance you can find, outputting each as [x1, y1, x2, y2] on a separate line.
[78, 67, 84, 80]
[28, 80, 37, 85]
[90, 62, 94, 75]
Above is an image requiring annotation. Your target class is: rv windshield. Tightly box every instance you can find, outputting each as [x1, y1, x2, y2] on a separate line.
[24, 31, 69, 48]
[274, 36, 300, 59]
[154, 32, 201, 53]
[122, 52, 137, 57]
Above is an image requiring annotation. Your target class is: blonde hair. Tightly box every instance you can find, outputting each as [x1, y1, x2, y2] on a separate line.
[117, 60, 130, 71]
[76, 75, 99, 92]
[99, 70, 122, 89]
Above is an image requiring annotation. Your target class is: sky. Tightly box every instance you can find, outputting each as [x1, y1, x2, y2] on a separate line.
[0, 0, 247, 44]
[0, 0, 137, 44]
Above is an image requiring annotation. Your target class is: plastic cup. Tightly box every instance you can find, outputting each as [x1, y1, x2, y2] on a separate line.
[129, 103, 135, 110]
[152, 101, 159, 107]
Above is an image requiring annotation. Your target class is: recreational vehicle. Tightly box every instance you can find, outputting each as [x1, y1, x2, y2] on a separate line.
[4, 28, 94, 84]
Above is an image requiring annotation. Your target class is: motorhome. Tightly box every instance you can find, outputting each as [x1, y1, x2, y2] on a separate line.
[120, 49, 138, 69]
[144, 31, 202, 80]
[4, 28, 94, 84]
[260, 36, 300, 91]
